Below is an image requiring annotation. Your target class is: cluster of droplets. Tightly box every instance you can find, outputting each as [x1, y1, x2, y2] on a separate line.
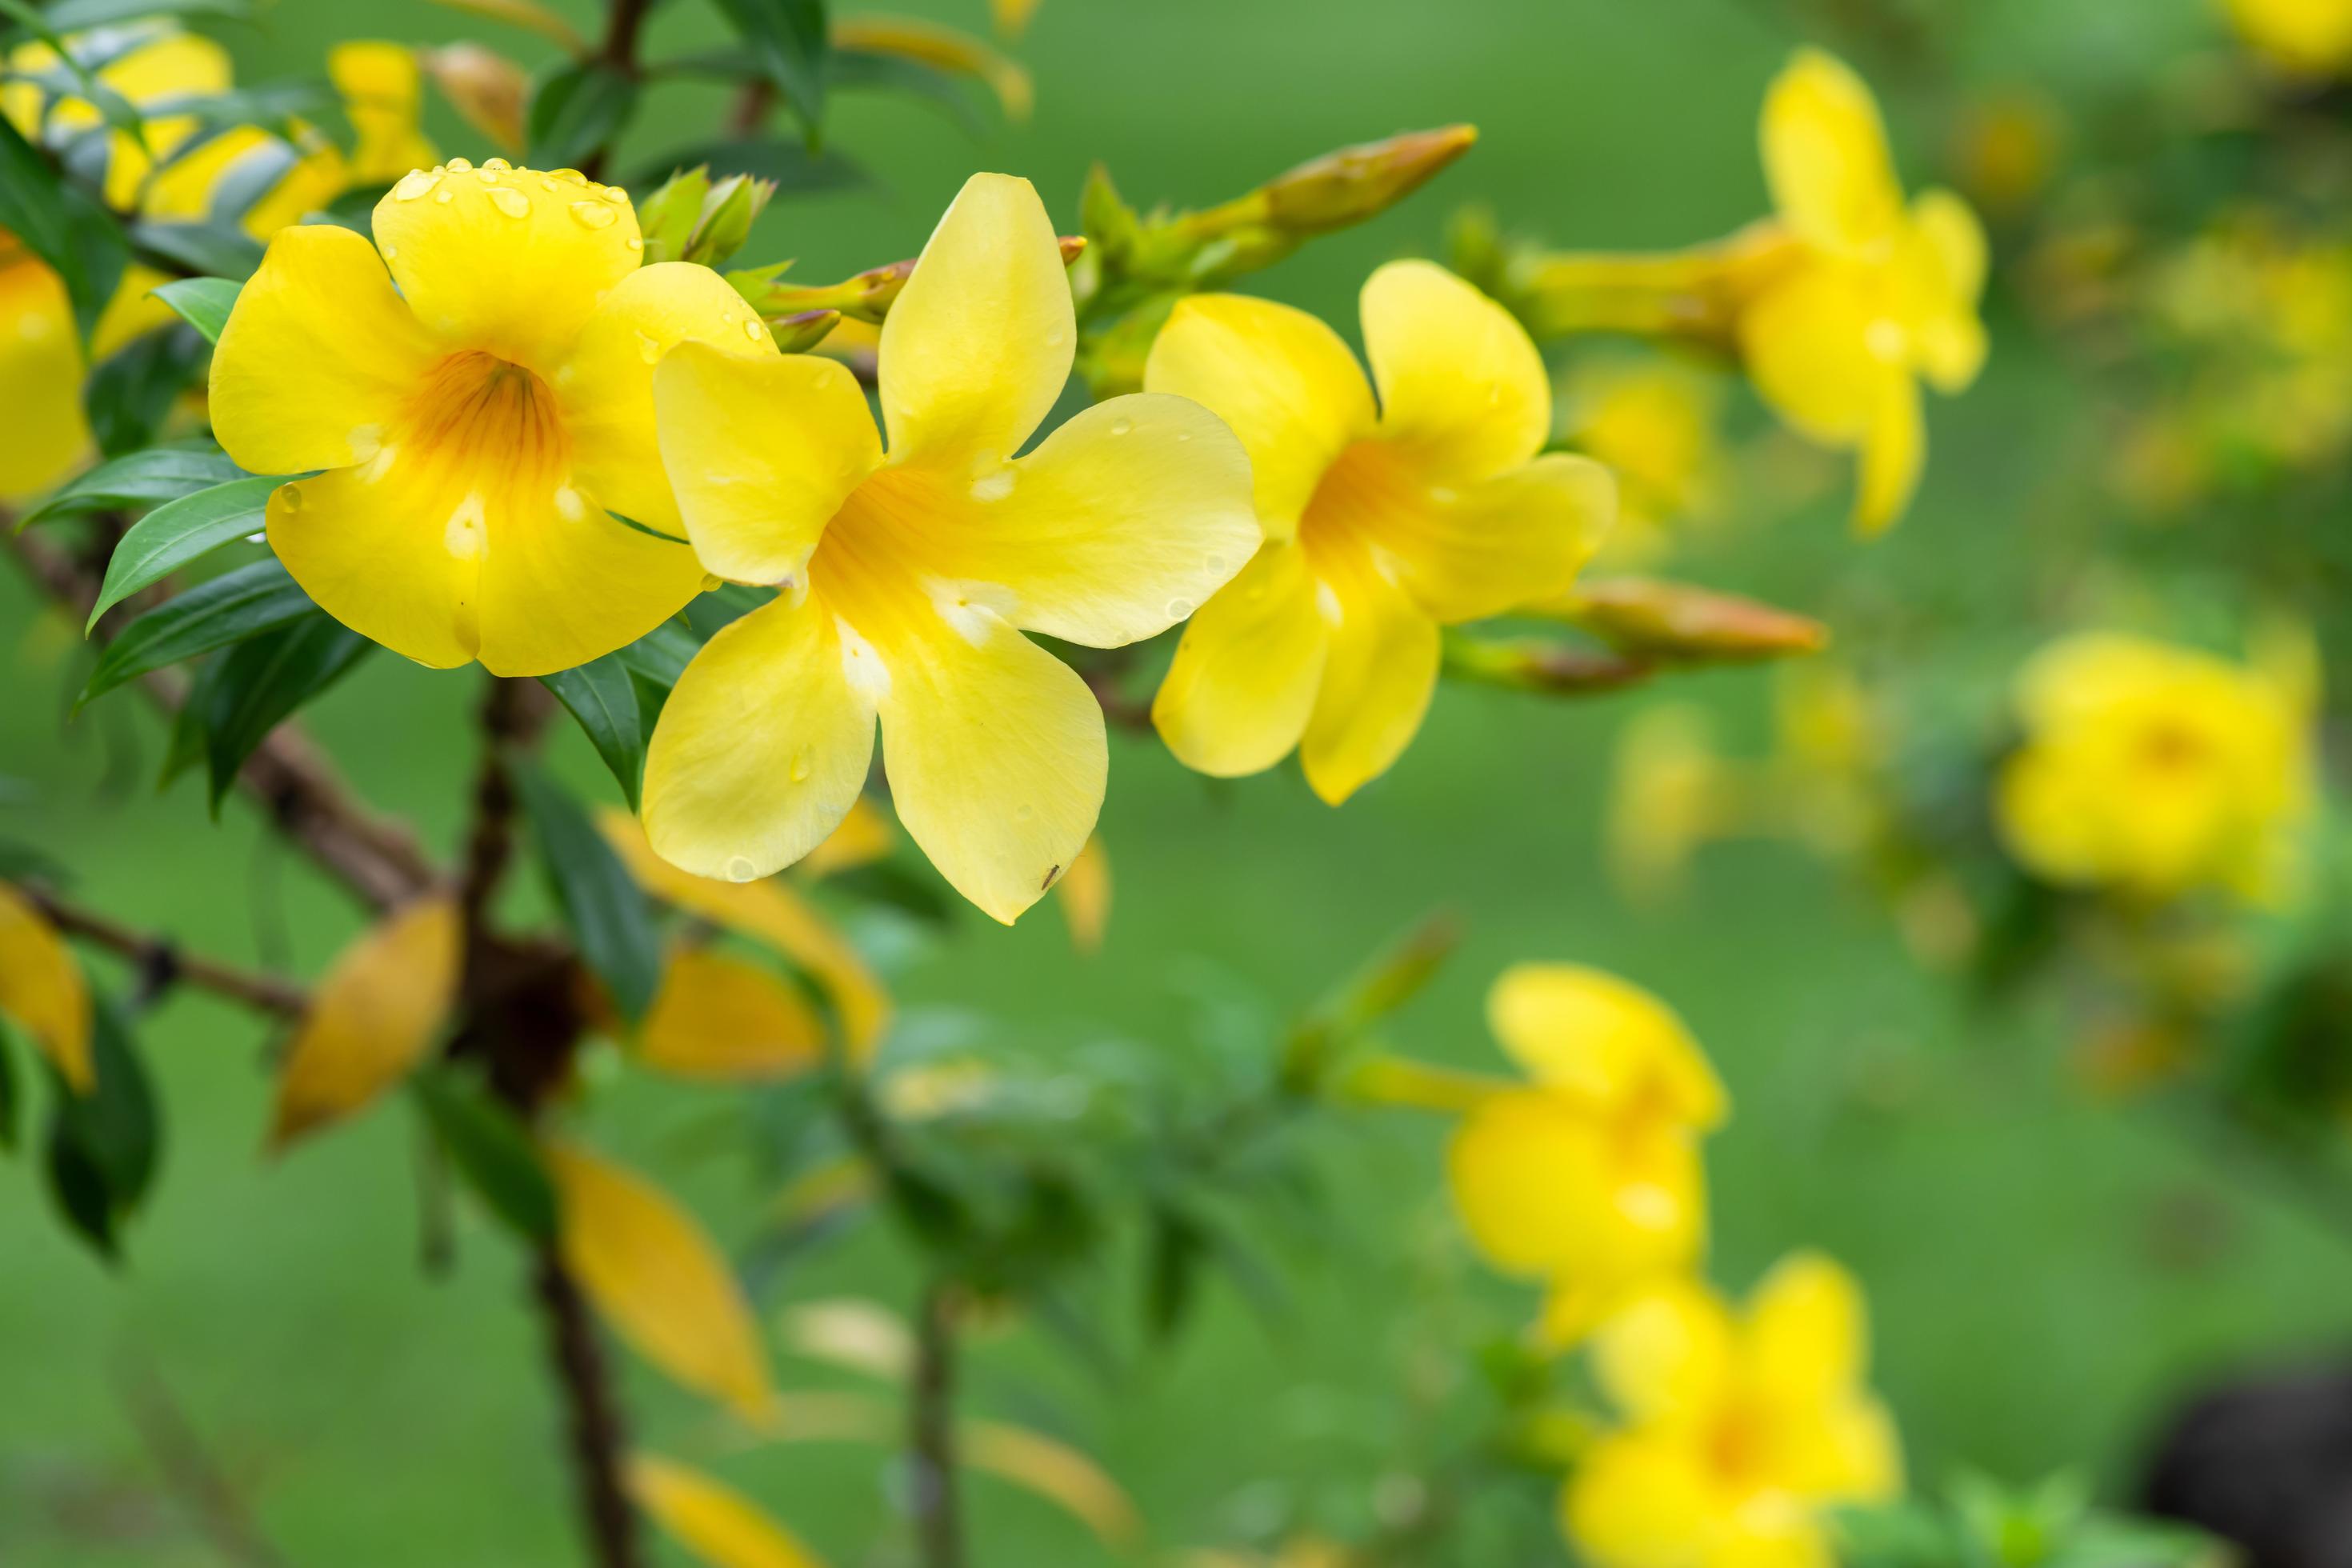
[386, 158, 639, 242]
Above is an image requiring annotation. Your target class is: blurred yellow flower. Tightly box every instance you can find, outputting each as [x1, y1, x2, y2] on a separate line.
[1559, 355, 1724, 564]
[330, 42, 438, 186]
[642, 173, 1257, 923]
[1996, 632, 2314, 905]
[1448, 964, 1726, 1346]
[2222, 0, 2352, 74]
[210, 159, 766, 676]
[1563, 1254, 1902, 1568]
[1606, 704, 1738, 900]
[0, 882, 92, 1092]
[269, 896, 460, 1150]
[0, 240, 90, 503]
[1147, 262, 1615, 802]
[1740, 49, 1988, 533]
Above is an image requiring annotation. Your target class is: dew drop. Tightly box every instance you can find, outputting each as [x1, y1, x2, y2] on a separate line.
[1174, 430, 1192, 442]
[1166, 597, 1194, 618]
[392, 169, 439, 202]
[723, 856, 758, 883]
[434, 188, 454, 204]
[279, 486, 303, 514]
[626, 236, 643, 254]
[599, 184, 628, 205]
[742, 317, 766, 342]
[1109, 418, 1133, 437]
[1205, 553, 1226, 574]
[788, 746, 813, 783]
[570, 199, 617, 230]
[381, 242, 398, 259]
[482, 157, 513, 172]
[700, 573, 723, 592]
[444, 156, 474, 172]
[478, 167, 500, 184]
[489, 187, 531, 218]
[634, 330, 662, 365]
[1014, 804, 1034, 822]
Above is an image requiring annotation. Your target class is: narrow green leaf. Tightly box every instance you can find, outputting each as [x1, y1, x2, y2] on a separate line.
[513, 762, 662, 1023]
[42, 994, 162, 1258]
[83, 325, 206, 455]
[86, 474, 284, 630]
[410, 1067, 558, 1243]
[130, 218, 263, 282]
[81, 560, 316, 707]
[526, 58, 638, 168]
[706, 0, 830, 137]
[632, 136, 860, 192]
[0, 838, 71, 885]
[39, 0, 253, 30]
[830, 47, 985, 135]
[540, 655, 650, 811]
[616, 622, 699, 689]
[19, 443, 245, 529]
[150, 276, 242, 344]
[0, 114, 130, 341]
[201, 617, 372, 804]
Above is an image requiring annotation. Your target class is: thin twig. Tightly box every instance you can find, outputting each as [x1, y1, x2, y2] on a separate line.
[532, 1251, 644, 1568]
[458, 674, 552, 930]
[115, 1354, 290, 1568]
[23, 883, 306, 1019]
[909, 1282, 966, 1568]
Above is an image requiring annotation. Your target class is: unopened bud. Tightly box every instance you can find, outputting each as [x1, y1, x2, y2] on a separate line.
[418, 42, 530, 154]
[1441, 632, 1650, 695]
[1079, 162, 1140, 262]
[770, 308, 840, 354]
[635, 166, 710, 266]
[686, 174, 777, 267]
[1550, 576, 1829, 663]
[1262, 123, 1478, 236]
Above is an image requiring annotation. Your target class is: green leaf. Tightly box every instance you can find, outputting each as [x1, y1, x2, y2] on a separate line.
[200, 617, 372, 805]
[513, 762, 662, 1024]
[83, 325, 206, 455]
[633, 135, 860, 193]
[410, 1067, 558, 1243]
[527, 58, 638, 169]
[830, 47, 985, 135]
[38, 0, 253, 29]
[0, 838, 71, 885]
[616, 622, 699, 690]
[81, 560, 316, 707]
[710, 0, 830, 138]
[0, 114, 130, 341]
[150, 276, 242, 344]
[85, 474, 286, 630]
[541, 655, 650, 811]
[42, 994, 162, 1259]
[18, 442, 246, 528]
[130, 218, 264, 282]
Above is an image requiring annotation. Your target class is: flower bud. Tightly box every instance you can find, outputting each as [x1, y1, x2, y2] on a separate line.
[686, 174, 777, 267]
[1260, 123, 1478, 237]
[634, 166, 711, 266]
[1549, 576, 1829, 663]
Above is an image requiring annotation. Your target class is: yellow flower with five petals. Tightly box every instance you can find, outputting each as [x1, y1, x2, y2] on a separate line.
[641, 173, 1257, 924]
[1447, 964, 1725, 1347]
[1146, 262, 1614, 804]
[209, 158, 774, 676]
[1738, 49, 1987, 533]
[1564, 1255, 1902, 1568]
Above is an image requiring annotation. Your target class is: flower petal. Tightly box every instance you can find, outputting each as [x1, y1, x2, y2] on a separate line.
[1761, 47, 1906, 254]
[475, 502, 709, 678]
[1560, 1433, 1719, 1568]
[874, 602, 1105, 924]
[964, 392, 1258, 646]
[1903, 188, 1989, 394]
[265, 466, 481, 670]
[1446, 1090, 1609, 1277]
[1854, 368, 1922, 535]
[1144, 293, 1374, 543]
[1298, 546, 1439, 805]
[1743, 1250, 1868, 1406]
[1361, 450, 1615, 625]
[1737, 262, 1878, 445]
[637, 946, 828, 1081]
[1361, 259, 1550, 482]
[210, 223, 436, 475]
[1151, 540, 1330, 778]
[562, 263, 788, 539]
[645, 596, 877, 882]
[372, 162, 642, 370]
[878, 172, 1070, 467]
[1486, 962, 1726, 1127]
[1590, 1275, 1736, 1422]
[0, 258, 90, 502]
[652, 342, 879, 586]
[331, 41, 437, 186]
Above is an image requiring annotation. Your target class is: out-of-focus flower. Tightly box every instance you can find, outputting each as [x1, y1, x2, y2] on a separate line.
[0, 240, 91, 502]
[1448, 964, 1726, 1346]
[642, 174, 1256, 923]
[0, 882, 92, 1092]
[210, 159, 766, 675]
[330, 41, 437, 185]
[1996, 632, 2314, 905]
[1146, 262, 1615, 803]
[1563, 1255, 1902, 1568]
[1558, 355, 1724, 563]
[1949, 90, 2064, 219]
[2221, 0, 2352, 75]
[1606, 704, 1740, 899]
[1739, 49, 1989, 534]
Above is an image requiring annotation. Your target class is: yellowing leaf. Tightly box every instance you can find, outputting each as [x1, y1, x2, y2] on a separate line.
[638, 947, 826, 1082]
[766, 1154, 876, 1231]
[628, 1454, 830, 1568]
[797, 797, 895, 880]
[270, 897, 458, 1150]
[548, 1143, 778, 1425]
[600, 810, 891, 1058]
[1054, 835, 1110, 954]
[966, 1421, 1140, 1548]
[832, 16, 1034, 120]
[418, 42, 530, 152]
[424, 0, 588, 54]
[778, 1298, 914, 1382]
[0, 882, 92, 1092]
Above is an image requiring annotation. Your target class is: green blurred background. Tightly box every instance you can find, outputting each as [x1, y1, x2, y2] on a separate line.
[7, 0, 2350, 1562]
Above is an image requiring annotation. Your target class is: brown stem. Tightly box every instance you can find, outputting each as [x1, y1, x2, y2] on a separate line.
[909, 1282, 966, 1568]
[22, 884, 306, 1019]
[531, 1251, 645, 1568]
[116, 1353, 290, 1568]
[580, 0, 657, 179]
[458, 674, 553, 930]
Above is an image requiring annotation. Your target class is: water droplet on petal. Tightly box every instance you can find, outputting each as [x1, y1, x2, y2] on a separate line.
[444, 156, 474, 172]
[482, 157, 512, 172]
[626, 236, 643, 254]
[1109, 418, 1132, 437]
[478, 168, 500, 184]
[1205, 553, 1226, 574]
[789, 747, 813, 782]
[742, 317, 766, 342]
[570, 199, 616, 230]
[1166, 598, 1194, 618]
[700, 573, 723, 592]
[393, 169, 439, 202]
[279, 486, 303, 514]
[600, 184, 628, 205]
[634, 330, 662, 365]
[724, 856, 758, 883]
[489, 187, 531, 218]
[1014, 804, 1034, 821]
[380, 242, 398, 259]
[434, 188, 454, 204]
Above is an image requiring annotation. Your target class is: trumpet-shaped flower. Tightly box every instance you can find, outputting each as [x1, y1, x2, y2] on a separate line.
[210, 159, 772, 675]
[641, 173, 1257, 924]
[1145, 262, 1614, 803]
[1563, 1255, 1902, 1568]
[1448, 964, 1726, 1346]
[1738, 49, 1987, 533]
[1995, 632, 2314, 905]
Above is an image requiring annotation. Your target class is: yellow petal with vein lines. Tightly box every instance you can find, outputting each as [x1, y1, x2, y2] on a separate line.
[1360, 260, 1550, 484]
[1144, 293, 1374, 544]
[1761, 47, 1906, 254]
[602, 810, 892, 1054]
[548, 1143, 779, 1424]
[0, 882, 91, 1092]
[270, 897, 459, 1149]
[629, 1454, 829, 1568]
[638, 947, 827, 1081]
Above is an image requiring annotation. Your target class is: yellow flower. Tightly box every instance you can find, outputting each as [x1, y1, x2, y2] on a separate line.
[2, 26, 233, 210]
[0, 238, 89, 502]
[1145, 262, 1615, 804]
[1605, 704, 1736, 900]
[641, 173, 1258, 924]
[1739, 49, 1987, 534]
[209, 158, 769, 676]
[2222, 0, 2352, 74]
[1563, 1255, 1902, 1568]
[330, 42, 437, 186]
[1559, 354, 1724, 563]
[1995, 632, 2314, 904]
[1447, 965, 1726, 1346]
